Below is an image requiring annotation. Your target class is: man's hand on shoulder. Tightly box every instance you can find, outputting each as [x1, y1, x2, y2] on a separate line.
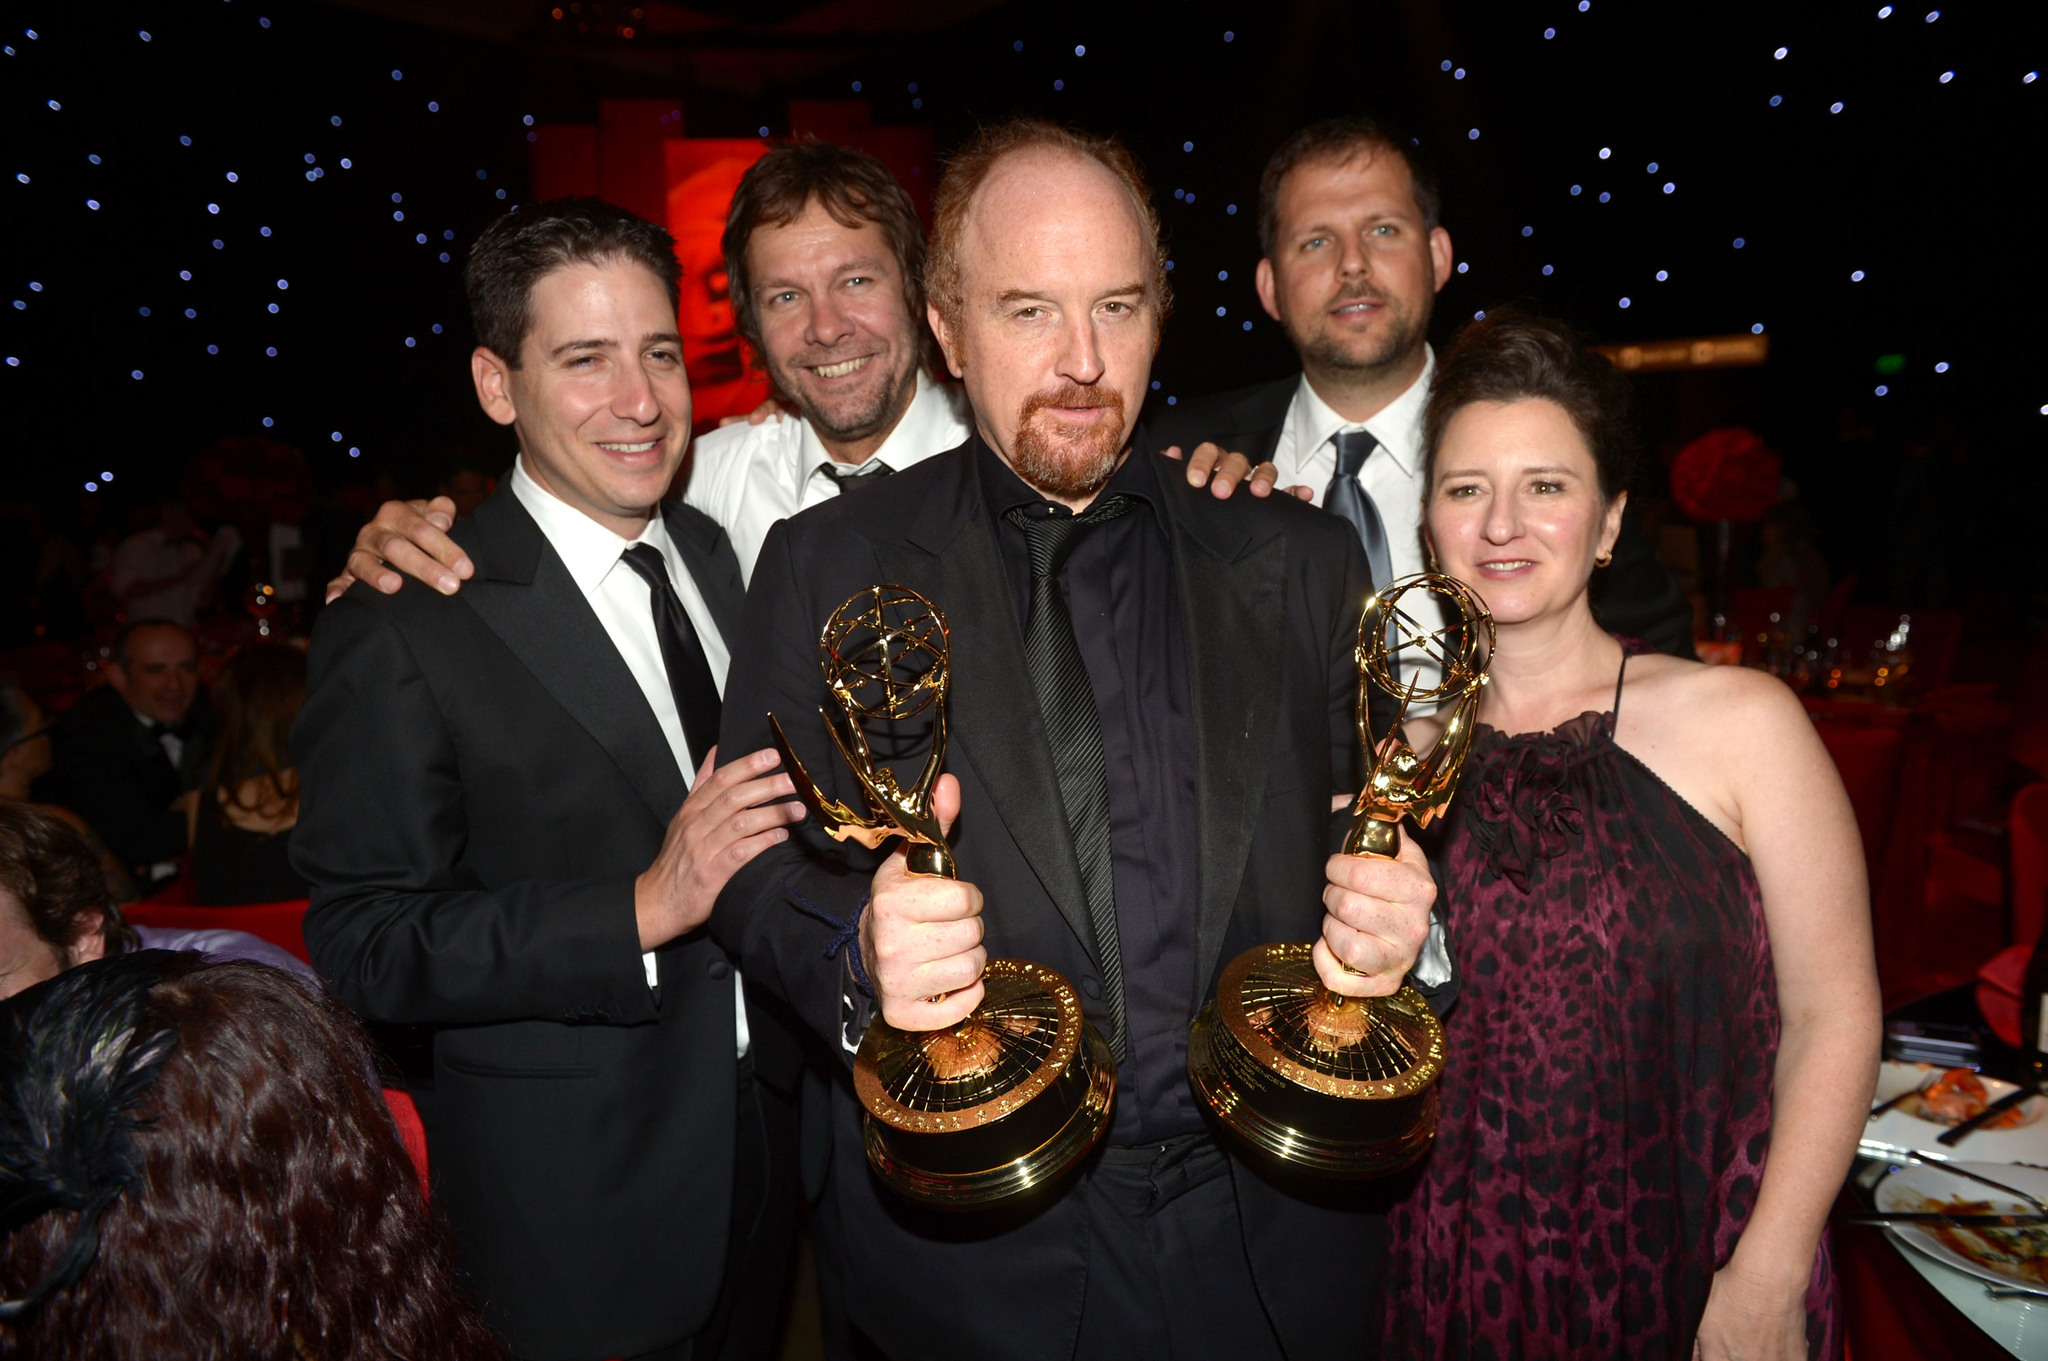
[1161, 442, 1315, 502]
[325, 495, 472, 603]
[1315, 826, 1435, 997]
[858, 774, 988, 1030]
[635, 746, 804, 950]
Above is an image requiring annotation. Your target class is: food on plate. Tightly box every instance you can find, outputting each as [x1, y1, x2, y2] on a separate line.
[1907, 1193, 2048, 1283]
[1901, 1068, 2030, 1129]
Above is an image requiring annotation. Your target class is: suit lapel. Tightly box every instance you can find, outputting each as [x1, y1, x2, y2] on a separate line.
[457, 488, 687, 825]
[1162, 478, 1289, 995]
[874, 455, 1097, 957]
[1230, 377, 1296, 466]
[663, 501, 745, 648]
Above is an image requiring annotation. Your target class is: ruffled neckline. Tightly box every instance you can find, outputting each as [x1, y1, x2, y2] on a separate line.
[1459, 711, 1613, 893]
[1472, 708, 1615, 753]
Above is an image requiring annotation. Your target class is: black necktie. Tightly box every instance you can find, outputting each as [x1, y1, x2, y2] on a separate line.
[821, 460, 892, 492]
[620, 544, 723, 768]
[1326, 430, 1393, 592]
[1004, 495, 1133, 1059]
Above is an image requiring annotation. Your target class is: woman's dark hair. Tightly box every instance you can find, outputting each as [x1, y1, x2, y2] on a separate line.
[206, 642, 306, 823]
[1422, 308, 1637, 500]
[465, 196, 680, 367]
[0, 802, 136, 957]
[0, 953, 501, 1357]
[723, 139, 939, 376]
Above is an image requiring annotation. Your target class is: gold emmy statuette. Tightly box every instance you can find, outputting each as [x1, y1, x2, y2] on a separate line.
[768, 585, 1116, 1208]
[1187, 574, 1494, 1176]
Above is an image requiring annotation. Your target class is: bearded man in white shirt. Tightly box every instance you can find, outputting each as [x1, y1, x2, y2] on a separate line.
[681, 140, 972, 579]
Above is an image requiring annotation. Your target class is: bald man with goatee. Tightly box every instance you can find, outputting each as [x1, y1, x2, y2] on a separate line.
[714, 119, 1450, 1361]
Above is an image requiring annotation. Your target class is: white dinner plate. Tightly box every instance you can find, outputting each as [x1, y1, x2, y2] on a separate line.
[1874, 1161, 2048, 1296]
[1862, 1061, 2048, 1164]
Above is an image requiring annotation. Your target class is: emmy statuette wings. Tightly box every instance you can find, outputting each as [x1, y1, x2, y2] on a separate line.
[768, 584, 1117, 1208]
[1187, 573, 1494, 1177]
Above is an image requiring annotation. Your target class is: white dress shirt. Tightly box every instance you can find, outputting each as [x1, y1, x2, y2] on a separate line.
[510, 458, 749, 1058]
[685, 371, 972, 582]
[1269, 348, 1447, 696]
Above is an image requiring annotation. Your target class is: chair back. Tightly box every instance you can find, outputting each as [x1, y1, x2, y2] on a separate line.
[124, 899, 311, 964]
[381, 1088, 431, 1200]
[2013, 784, 2048, 948]
[1813, 721, 1906, 870]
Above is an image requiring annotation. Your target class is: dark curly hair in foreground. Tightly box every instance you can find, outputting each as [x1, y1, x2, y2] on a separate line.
[0, 952, 502, 1360]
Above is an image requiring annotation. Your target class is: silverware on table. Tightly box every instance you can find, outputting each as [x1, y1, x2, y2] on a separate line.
[1844, 1210, 2048, 1227]
[1938, 1086, 2040, 1147]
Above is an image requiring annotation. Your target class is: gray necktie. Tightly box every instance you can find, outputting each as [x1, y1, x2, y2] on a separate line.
[1004, 495, 1133, 1059]
[1326, 430, 1393, 592]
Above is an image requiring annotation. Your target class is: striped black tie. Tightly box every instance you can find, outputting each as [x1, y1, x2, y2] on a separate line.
[1005, 494, 1132, 1059]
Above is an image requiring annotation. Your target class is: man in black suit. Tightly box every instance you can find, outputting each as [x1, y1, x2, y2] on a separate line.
[716, 119, 1443, 1360]
[292, 200, 806, 1361]
[40, 619, 211, 884]
[1148, 116, 1694, 656]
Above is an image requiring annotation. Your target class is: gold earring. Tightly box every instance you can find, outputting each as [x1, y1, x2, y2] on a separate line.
[1595, 550, 1614, 568]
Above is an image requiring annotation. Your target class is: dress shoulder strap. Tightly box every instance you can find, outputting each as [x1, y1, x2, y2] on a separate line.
[1611, 649, 1631, 719]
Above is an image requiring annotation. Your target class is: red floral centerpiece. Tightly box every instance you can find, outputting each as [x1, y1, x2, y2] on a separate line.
[1669, 427, 1780, 524]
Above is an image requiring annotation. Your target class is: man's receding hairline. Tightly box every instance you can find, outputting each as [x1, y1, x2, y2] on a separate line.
[958, 144, 1154, 248]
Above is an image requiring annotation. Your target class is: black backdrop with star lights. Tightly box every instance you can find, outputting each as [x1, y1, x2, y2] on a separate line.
[3, 0, 2042, 608]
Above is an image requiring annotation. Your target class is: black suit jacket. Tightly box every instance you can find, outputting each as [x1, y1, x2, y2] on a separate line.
[715, 442, 1418, 1360]
[1148, 375, 1697, 656]
[293, 484, 762, 1361]
[41, 683, 212, 876]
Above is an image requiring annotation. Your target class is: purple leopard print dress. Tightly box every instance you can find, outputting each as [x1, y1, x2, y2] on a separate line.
[1379, 651, 1840, 1360]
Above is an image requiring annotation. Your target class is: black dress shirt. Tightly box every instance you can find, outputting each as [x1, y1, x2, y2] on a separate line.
[976, 441, 1203, 1145]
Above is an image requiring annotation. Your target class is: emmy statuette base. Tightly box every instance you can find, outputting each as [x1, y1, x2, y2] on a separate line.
[1188, 944, 1446, 1178]
[862, 1024, 1116, 1207]
[855, 959, 1117, 1209]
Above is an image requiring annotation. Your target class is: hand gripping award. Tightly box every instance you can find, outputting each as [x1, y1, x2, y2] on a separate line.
[1188, 574, 1493, 1176]
[768, 585, 1117, 1208]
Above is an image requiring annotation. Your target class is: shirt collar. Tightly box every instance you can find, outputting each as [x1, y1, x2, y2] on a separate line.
[1293, 345, 1435, 477]
[798, 369, 957, 489]
[972, 432, 1167, 531]
[510, 455, 674, 594]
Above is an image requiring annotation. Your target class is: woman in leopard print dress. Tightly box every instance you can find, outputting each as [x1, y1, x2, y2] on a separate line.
[1377, 313, 1877, 1360]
